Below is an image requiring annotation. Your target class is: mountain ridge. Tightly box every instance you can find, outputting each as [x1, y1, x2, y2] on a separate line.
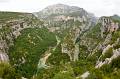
[34, 4, 96, 21]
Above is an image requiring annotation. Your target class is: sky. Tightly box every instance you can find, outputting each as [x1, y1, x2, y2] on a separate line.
[0, 0, 120, 17]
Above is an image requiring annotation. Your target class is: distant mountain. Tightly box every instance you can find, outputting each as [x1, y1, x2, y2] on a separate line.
[111, 14, 120, 22]
[34, 4, 97, 23]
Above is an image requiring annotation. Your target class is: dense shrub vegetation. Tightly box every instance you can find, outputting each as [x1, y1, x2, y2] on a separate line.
[8, 27, 57, 78]
[0, 63, 20, 79]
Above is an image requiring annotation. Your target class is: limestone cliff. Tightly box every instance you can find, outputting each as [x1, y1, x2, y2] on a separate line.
[35, 4, 96, 32]
[0, 12, 42, 63]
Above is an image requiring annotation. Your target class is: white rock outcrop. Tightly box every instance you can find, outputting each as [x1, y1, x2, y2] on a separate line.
[80, 71, 90, 79]
[96, 48, 120, 68]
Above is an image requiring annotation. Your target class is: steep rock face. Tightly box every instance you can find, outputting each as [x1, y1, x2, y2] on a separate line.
[61, 26, 80, 61]
[35, 4, 97, 32]
[35, 4, 88, 19]
[82, 16, 120, 57]
[73, 16, 120, 79]
[99, 17, 119, 38]
[77, 15, 120, 70]
[96, 48, 120, 68]
[95, 35, 120, 68]
[0, 12, 41, 63]
[0, 51, 9, 63]
[0, 37, 9, 63]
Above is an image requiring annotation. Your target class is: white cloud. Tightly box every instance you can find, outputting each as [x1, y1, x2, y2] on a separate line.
[0, 0, 10, 2]
[0, 0, 119, 17]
